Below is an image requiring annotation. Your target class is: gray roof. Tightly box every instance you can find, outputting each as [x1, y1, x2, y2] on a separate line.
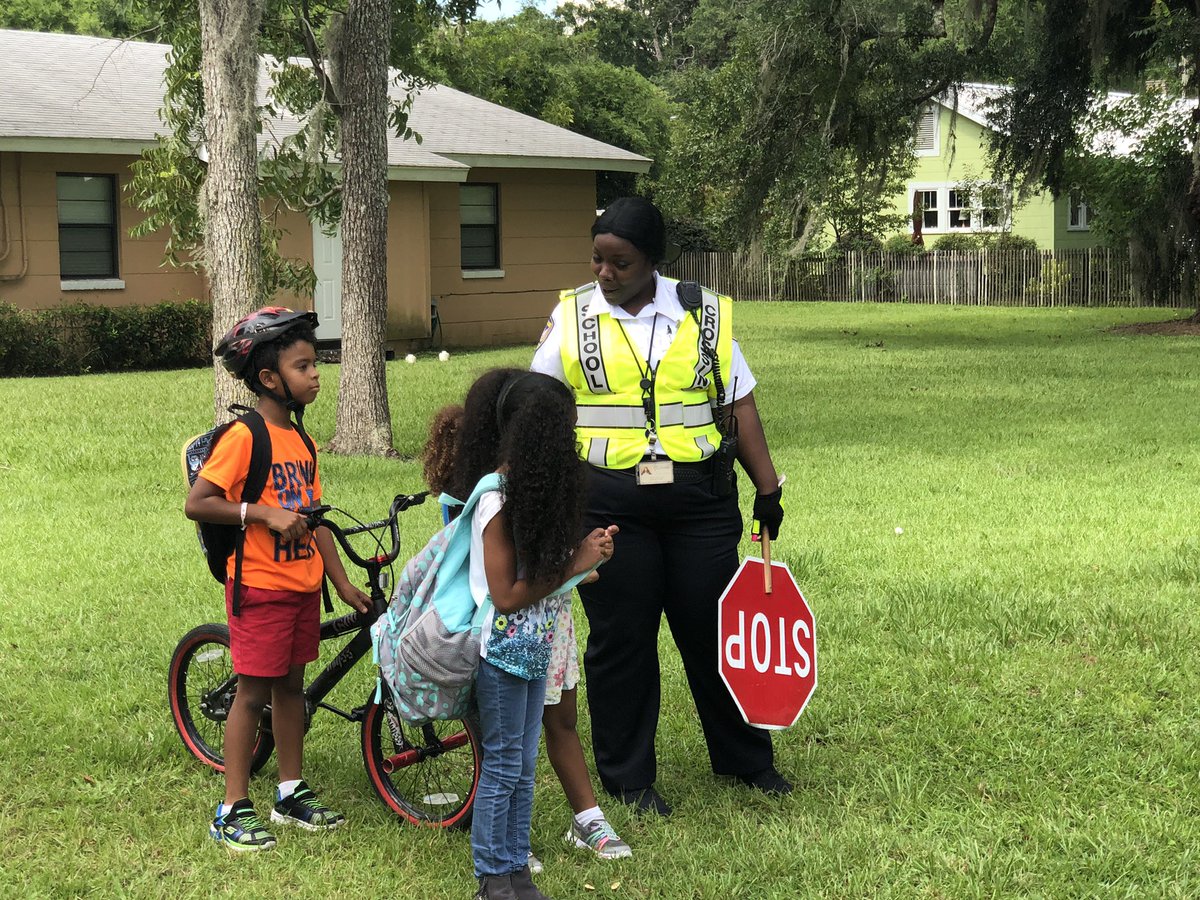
[936, 82, 1195, 157]
[0, 28, 651, 177]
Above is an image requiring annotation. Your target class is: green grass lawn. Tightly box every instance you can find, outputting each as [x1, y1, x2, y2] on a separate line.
[2, 302, 1199, 898]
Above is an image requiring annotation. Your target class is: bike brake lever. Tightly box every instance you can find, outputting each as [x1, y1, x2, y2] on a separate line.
[301, 504, 333, 528]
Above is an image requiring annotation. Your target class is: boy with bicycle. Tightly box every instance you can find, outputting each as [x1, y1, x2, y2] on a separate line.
[185, 307, 371, 851]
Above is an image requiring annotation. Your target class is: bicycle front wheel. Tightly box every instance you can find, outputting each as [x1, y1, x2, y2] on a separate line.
[361, 690, 481, 829]
[168, 623, 275, 775]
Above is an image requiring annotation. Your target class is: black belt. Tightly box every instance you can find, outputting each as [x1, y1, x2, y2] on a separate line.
[595, 457, 716, 484]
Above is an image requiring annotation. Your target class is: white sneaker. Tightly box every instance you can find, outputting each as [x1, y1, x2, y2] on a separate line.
[528, 850, 544, 874]
[565, 817, 633, 859]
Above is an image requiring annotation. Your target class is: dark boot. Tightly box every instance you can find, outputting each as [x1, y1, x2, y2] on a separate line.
[510, 865, 554, 900]
[474, 874, 519, 900]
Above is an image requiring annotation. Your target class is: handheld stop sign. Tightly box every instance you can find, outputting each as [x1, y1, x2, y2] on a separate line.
[718, 524, 818, 730]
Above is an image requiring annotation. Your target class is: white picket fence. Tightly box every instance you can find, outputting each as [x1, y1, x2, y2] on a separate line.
[661, 248, 1193, 308]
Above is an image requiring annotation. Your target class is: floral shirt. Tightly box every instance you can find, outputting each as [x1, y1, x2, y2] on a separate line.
[483, 592, 566, 681]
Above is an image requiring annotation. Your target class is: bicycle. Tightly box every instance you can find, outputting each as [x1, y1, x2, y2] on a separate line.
[167, 492, 482, 829]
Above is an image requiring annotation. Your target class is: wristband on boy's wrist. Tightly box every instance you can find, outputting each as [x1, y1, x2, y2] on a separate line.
[239, 501, 248, 530]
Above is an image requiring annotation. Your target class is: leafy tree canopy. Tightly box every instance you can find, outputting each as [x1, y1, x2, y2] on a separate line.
[985, 0, 1200, 307]
[655, 0, 1000, 253]
[0, 0, 152, 37]
[420, 8, 671, 204]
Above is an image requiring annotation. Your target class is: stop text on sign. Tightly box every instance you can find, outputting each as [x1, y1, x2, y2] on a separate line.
[723, 611, 812, 677]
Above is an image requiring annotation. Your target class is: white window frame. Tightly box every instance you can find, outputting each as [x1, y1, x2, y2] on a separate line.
[917, 189, 940, 231]
[1067, 195, 1091, 231]
[947, 188, 972, 230]
[909, 182, 1010, 235]
[914, 105, 940, 157]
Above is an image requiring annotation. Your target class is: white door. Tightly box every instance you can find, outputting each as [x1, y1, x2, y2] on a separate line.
[311, 222, 343, 342]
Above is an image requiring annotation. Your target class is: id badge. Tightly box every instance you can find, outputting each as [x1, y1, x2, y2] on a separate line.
[635, 459, 675, 485]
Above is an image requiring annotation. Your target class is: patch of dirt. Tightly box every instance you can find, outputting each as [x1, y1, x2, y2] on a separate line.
[1109, 317, 1200, 336]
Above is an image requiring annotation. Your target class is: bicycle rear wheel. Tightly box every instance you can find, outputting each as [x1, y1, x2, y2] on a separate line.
[361, 690, 481, 829]
[168, 623, 275, 775]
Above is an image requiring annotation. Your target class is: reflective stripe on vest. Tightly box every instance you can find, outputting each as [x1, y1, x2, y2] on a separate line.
[576, 406, 646, 429]
[559, 284, 733, 469]
[657, 401, 714, 428]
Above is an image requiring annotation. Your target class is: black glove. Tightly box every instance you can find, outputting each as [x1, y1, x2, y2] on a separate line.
[752, 486, 784, 540]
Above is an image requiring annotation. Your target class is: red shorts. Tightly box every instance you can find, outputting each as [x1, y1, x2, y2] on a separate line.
[226, 581, 321, 678]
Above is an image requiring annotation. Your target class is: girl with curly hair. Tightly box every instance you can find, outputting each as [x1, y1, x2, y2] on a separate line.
[422, 384, 633, 882]
[432, 369, 617, 900]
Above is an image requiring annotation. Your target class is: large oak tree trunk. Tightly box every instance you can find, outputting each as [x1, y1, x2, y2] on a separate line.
[326, 0, 396, 456]
[199, 0, 264, 422]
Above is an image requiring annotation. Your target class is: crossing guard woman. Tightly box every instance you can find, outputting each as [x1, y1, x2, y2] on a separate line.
[531, 197, 789, 816]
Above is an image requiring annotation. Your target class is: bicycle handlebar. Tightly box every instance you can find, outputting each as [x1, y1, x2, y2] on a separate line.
[301, 492, 428, 571]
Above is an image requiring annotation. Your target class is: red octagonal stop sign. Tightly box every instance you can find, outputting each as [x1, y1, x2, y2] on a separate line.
[718, 557, 817, 730]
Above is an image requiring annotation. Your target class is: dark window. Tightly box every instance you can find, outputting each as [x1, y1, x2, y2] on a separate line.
[947, 189, 971, 229]
[920, 190, 939, 229]
[58, 174, 118, 279]
[460, 184, 499, 269]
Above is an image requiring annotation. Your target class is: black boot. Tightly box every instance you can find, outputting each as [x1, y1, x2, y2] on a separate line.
[510, 865, 554, 900]
[474, 874, 519, 900]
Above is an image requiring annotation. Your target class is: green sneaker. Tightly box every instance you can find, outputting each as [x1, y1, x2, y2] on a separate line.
[211, 799, 276, 852]
[565, 817, 632, 860]
[270, 781, 345, 831]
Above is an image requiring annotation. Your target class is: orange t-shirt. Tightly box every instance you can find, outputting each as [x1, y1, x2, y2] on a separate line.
[198, 419, 325, 593]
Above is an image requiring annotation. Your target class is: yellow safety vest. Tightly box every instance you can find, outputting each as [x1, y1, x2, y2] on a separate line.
[558, 283, 734, 469]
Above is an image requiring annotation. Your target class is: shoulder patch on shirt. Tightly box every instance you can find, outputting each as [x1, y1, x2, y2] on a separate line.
[537, 317, 555, 348]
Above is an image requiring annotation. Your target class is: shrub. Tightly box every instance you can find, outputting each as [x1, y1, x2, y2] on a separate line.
[883, 233, 926, 253]
[931, 233, 984, 252]
[987, 233, 1040, 253]
[0, 299, 212, 377]
[0, 302, 65, 376]
[834, 232, 883, 253]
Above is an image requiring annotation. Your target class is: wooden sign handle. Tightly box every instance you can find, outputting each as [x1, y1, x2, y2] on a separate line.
[762, 530, 773, 594]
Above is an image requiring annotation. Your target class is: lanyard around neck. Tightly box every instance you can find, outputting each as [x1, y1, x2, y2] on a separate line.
[615, 312, 660, 441]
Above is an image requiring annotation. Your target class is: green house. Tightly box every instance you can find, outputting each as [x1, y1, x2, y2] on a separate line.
[893, 83, 1098, 250]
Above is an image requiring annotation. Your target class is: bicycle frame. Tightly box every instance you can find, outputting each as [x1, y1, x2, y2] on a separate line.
[279, 494, 425, 728]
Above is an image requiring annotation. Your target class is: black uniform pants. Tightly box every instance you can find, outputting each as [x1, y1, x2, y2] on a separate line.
[577, 463, 774, 793]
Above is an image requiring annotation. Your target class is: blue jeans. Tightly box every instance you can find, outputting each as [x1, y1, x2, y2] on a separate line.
[471, 658, 547, 878]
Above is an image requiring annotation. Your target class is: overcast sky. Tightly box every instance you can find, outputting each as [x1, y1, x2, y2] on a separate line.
[476, 0, 557, 20]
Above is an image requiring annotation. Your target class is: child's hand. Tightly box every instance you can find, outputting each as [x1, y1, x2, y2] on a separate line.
[575, 525, 618, 574]
[602, 524, 619, 557]
[580, 569, 601, 584]
[263, 507, 309, 542]
[335, 580, 371, 614]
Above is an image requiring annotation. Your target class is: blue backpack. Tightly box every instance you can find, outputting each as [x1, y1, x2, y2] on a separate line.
[371, 473, 591, 723]
[370, 473, 500, 723]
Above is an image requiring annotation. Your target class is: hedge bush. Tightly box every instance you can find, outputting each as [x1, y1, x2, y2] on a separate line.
[930, 233, 985, 252]
[0, 299, 212, 377]
[986, 233, 1041, 253]
[883, 233, 926, 253]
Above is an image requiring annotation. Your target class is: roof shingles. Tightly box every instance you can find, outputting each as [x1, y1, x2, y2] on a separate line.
[0, 28, 650, 174]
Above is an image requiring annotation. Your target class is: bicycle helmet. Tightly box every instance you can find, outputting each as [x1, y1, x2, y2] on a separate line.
[215, 306, 320, 379]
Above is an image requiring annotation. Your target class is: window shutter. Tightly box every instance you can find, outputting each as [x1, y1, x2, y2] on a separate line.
[915, 106, 938, 153]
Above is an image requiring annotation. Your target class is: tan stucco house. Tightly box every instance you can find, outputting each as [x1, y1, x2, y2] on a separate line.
[0, 29, 650, 348]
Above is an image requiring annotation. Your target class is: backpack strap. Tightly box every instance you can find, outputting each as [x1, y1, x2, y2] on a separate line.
[229, 409, 272, 616]
[289, 414, 331, 613]
[440, 474, 594, 598]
